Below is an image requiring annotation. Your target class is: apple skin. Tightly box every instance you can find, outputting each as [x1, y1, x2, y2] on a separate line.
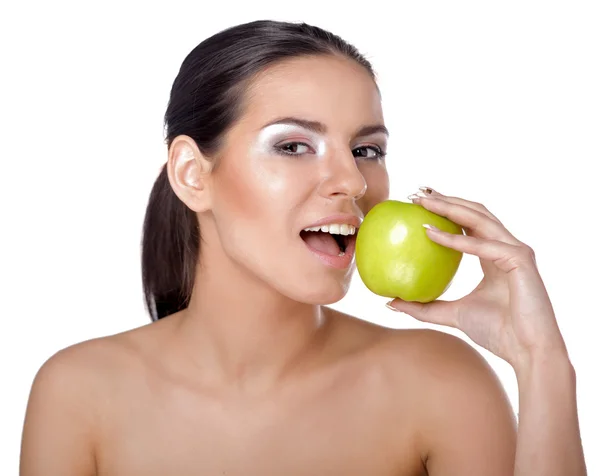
[355, 200, 464, 303]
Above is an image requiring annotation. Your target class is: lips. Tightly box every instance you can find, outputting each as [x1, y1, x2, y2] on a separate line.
[299, 214, 361, 269]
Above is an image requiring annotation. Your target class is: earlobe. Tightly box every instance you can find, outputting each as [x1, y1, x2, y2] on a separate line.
[167, 135, 213, 213]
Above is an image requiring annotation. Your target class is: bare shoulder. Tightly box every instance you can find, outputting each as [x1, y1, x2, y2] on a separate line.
[332, 310, 517, 471]
[328, 307, 494, 376]
[33, 321, 156, 385]
[379, 326, 514, 414]
[21, 321, 162, 475]
[25, 322, 158, 429]
[347, 315, 512, 407]
[26, 316, 176, 426]
[332, 313, 517, 473]
[379, 326, 499, 378]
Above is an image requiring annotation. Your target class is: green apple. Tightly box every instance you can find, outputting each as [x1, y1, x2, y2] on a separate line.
[355, 199, 464, 302]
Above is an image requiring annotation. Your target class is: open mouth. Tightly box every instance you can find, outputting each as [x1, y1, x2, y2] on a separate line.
[299, 225, 357, 257]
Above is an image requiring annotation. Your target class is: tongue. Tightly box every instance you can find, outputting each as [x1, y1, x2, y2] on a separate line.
[302, 231, 341, 256]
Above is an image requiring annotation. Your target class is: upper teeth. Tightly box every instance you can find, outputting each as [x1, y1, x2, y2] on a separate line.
[303, 224, 356, 235]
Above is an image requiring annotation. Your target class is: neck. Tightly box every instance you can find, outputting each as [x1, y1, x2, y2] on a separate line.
[172, 238, 330, 394]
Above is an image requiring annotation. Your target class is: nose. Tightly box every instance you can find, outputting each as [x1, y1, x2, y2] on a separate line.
[318, 150, 368, 201]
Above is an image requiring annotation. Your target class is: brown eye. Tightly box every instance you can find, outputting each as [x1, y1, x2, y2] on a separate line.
[275, 142, 312, 156]
[353, 145, 386, 160]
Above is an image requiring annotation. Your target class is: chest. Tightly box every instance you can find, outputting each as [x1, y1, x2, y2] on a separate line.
[96, 368, 424, 475]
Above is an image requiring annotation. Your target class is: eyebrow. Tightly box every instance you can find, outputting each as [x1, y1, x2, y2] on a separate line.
[261, 116, 389, 138]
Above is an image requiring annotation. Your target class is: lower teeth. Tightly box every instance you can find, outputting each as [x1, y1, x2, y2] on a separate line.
[338, 251, 346, 257]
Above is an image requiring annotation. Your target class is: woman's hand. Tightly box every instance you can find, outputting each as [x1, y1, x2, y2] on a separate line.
[387, 187, 568, 371]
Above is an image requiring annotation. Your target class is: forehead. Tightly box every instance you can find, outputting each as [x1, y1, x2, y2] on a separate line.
[238, 55, 384, 133]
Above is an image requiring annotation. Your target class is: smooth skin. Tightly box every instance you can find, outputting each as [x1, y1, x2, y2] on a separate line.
[20, 54, 586, 475]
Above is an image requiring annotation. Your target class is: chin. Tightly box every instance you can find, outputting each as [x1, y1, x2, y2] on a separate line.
[232, 243, 356, 305]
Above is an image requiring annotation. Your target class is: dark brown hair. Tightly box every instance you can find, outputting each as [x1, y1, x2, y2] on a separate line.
[141, 20, 376, 321]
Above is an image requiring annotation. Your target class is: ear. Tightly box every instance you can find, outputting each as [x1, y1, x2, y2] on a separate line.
[167, 135, 213, 213]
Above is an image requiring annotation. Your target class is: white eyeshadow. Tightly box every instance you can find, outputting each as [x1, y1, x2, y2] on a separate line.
[253, 124, 327, 157]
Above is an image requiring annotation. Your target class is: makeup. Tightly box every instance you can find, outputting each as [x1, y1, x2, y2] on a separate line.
[252, 123, 327, 157]
[252, 122, 388, 160]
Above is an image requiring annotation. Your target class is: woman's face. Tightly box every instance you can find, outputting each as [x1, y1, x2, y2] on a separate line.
[205, 54, 390, 304]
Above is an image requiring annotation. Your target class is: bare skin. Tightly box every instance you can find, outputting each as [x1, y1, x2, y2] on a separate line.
[20, 308, 517, 475]
[20, 53, 584, 475]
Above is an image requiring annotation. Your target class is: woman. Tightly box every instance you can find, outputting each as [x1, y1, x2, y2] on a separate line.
[20, 20, 586, 475]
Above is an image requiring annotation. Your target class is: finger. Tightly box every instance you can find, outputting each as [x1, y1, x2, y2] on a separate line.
[424, 224, 535, 273]
[417, 186, 501, 223]
[414, 195, 521, 245]
[387, 297, 460, 328]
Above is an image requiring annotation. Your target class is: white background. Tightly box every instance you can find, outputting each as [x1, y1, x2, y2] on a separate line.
[1, 1, 598, 473]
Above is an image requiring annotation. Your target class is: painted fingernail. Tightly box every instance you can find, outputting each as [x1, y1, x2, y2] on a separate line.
[423, 223, 442, 232]
[385, 301, 400, 311]
[408, 191, 433, 200]
[418, 186, 436, 195]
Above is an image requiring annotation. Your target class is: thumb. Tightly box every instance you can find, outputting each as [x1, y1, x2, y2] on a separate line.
[386, 298, 459, 328]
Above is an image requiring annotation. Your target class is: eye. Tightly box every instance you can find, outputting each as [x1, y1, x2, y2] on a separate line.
[353, 145, 386, 160]
[275, 142, 313, 156]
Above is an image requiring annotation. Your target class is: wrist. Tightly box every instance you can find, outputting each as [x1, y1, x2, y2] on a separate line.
[513, 346, 574, 384]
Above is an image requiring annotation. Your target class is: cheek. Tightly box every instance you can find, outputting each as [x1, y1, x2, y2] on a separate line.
[209, 155, 311, 272]
[211, 154, 307, 222]
[359, 163, 390, 214]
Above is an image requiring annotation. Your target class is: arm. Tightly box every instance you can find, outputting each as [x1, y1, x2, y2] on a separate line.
[20, 347, 97, 476]
[513, 351, 586, 476]
[388, 188, 587, 475]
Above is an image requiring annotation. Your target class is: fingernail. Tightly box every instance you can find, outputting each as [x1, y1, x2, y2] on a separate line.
[423, 223, 442, 232]
[408, 191, 433, 200]
[385, 301, 400, 311]
[418, 186, 436, 195]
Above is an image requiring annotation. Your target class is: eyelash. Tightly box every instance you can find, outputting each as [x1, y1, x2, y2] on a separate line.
[274, 142, 387, 160]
